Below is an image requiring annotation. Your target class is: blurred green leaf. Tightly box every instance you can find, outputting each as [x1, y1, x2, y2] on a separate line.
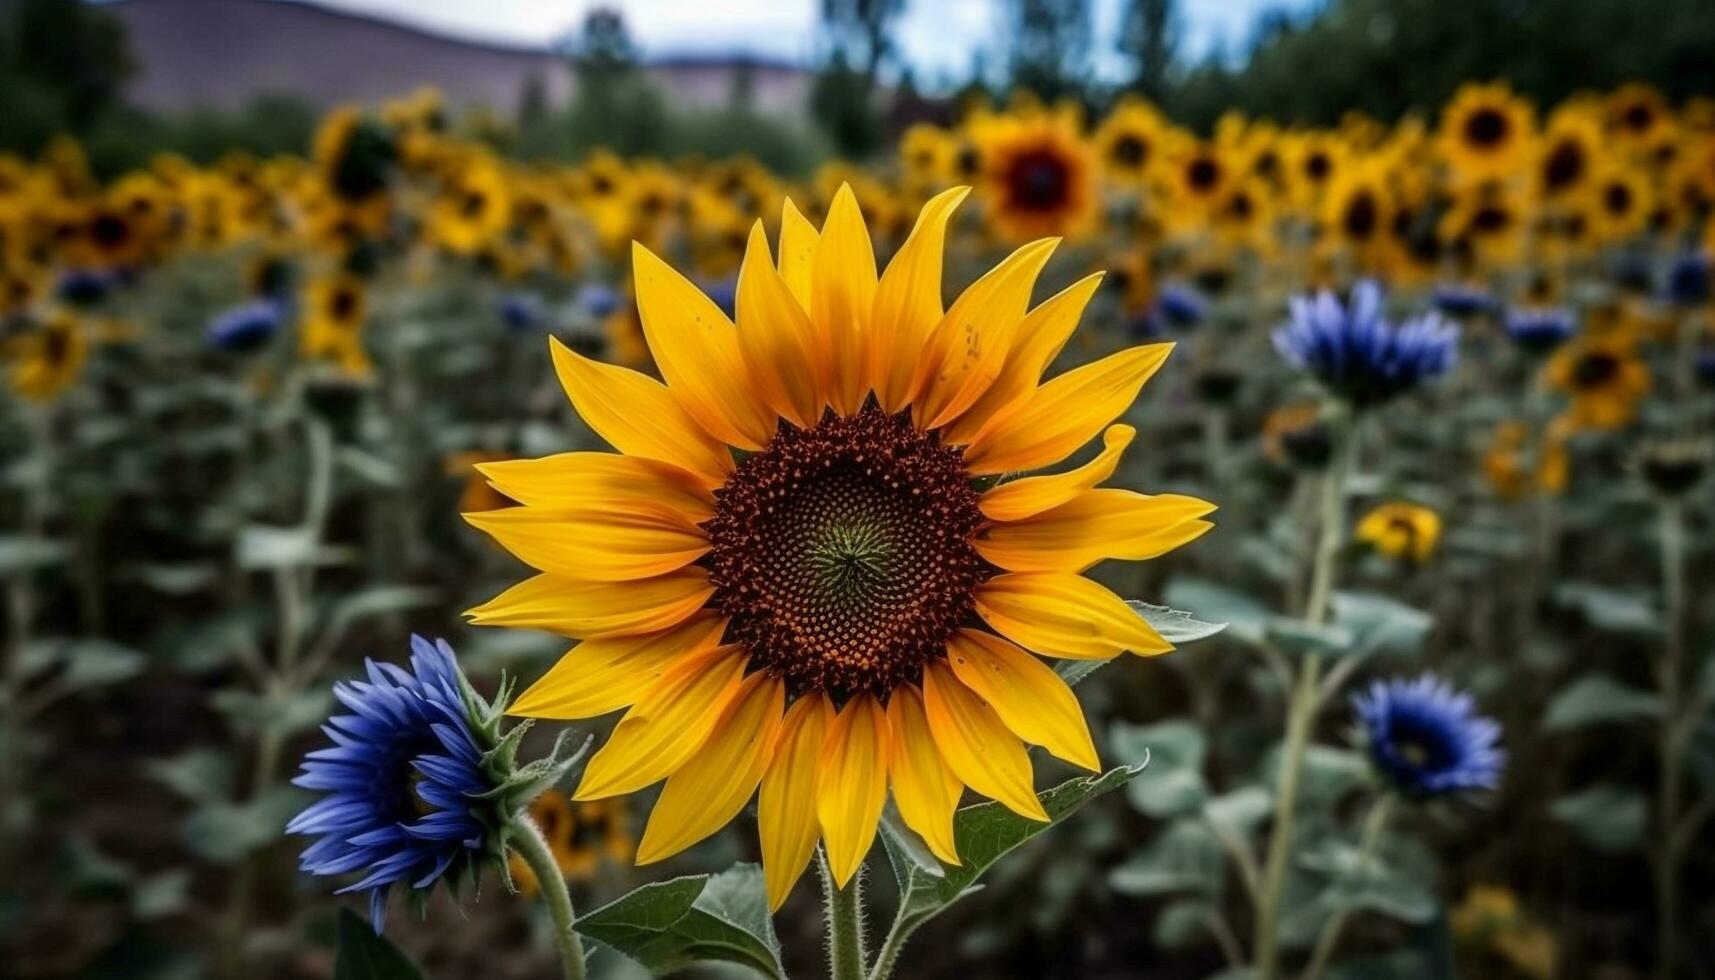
[146, 748, 235, 803]
[58, 640, 147, 692]
[1126, 600, 1228, 645]
[1553, 584, 1661, 636]
[181, 786, 304, 864]
[0, 535, 68, 574]
[1154, 898, 1220, 950]
[335, 907, 427, 980]
[1330, 592, 1434, 659]
[1265, 618, 1355, 658]
[1112, 720, 1207, 817]
[1164, 576, 1274, 645]
[1543, 674, 1661, 731]
[1551, 784, 1647, 853]
[574, 863, 784, 979]
[1108, 818, 1224, 898]
[211, 688, 335, 740]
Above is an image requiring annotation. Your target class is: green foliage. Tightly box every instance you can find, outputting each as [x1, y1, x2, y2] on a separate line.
[334, 908, 427, 980]
[574, 864, 786, 979]
[0, 0, 134, 144]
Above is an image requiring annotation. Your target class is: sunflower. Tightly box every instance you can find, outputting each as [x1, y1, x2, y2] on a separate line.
[299, 273, 370, 377]
[1322, 160, 1393, 262]
[467, 186, 1212, 909]
[1285, 133, 1348, 212]
[1355, 502, 1442, 562]
[1094, 98, 1168, 188]
[1604, 83, 1675, 156]
[974, 109, 1099, 241]
[1211, 175, 1274, 252]
[899, 123, 959, 194]
[1440, 181, 1527, 269]
[1482, 421, 1569, 500]
[428, 154, 512, 256]
[5, 309, 86, 401]
[1544, 333, 1649, 432]
[1535, 108, 1603, 206]
[508, 791, 634, 895]
[1438, 84, 1536, 183]
[1586, 163, 1653, 244]
[1168, 140, 1232, 220]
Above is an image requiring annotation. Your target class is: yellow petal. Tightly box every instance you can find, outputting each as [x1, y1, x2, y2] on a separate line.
[632, 243, 775, 450]
[637, 671, 785, 864]
[872, 186, 969, 412]
[465, 568, 714, 639]
[947, 630, 1099, 772]
[975, 572, 1172, 659]
[911, 238, 1059, 431]
[759, 694, 833, 911]
[921, 660, 1047, 821]
[574, 644, 748, 800]
[778, 198, 819, 313]
[816, 693, 889, 887]
[737, 221, 822, 428]
[548, 337, 732, 486]
[476, 452, 715, 523]
[465, 506, 708, 582]
[886, 684, 963, 865]
[974, 489, 1216, 572]
[812, 184, 878, 415]
[963, 343, 1174, 475]
[510, 613, 728, 719]
[978, 425, 1135, 523]
[942, 273, 1104, 446]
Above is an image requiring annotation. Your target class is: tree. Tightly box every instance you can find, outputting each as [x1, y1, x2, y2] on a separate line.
[1118, 0, 1178, 101]
[819, 0, 905, 91]
[1005, 0, 1092, 103]
[0, 0, 133, 148]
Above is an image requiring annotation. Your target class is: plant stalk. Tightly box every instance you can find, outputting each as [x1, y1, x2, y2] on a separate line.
[1300, 794, 1395, 980]
[820, 849, 867, 980]
[1654, 498, 1687, 980]
[513, 814, 588, 980]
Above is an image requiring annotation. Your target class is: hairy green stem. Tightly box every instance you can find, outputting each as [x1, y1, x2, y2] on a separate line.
[513, 814, 588, 980]
[1300, 794, 1395, 980]
[1253, 407, 1356, 980]
[819, 849, 867, 980]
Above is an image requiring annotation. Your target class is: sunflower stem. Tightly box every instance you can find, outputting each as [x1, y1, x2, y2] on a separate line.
[819, 848, 867, 980]
[1299, 793, 1395, 980]
[513, 813, 588, 980]
[1654, 497, 1687, 980]
[1253, 406, 1356, 980]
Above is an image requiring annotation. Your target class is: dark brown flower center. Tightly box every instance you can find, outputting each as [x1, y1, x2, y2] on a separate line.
[1005, 148, 1073, 212]
[1342, 192, 1379, 239]
[1543, 140, 1586, 192]
[1187, 156, 1221, 193]
[1464, 107, 1509, 148]
[703, 404, 991, 701]
[1573, 352, 1620, 388]
[1110, 133, 1148, 168]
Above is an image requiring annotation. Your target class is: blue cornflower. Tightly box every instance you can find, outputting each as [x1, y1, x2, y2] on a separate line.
[1667, 251, 1711, 307]
[1353, 675, 1504, 800]
[699, 277, 738, 319]
[1273, 281, 1458, 408]
[1503, 306, 1576, 355]
[1430, 282, 1494, 319]
[1153, 283, 1207, 330]
[288, 636, 493, 931]
[206, 299, 283, 353]
[577, 281, 621, 320]
[57, 269, 113, 306]
[498, 292, 544, 332]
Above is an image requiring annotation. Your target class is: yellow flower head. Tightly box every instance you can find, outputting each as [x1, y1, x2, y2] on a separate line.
[508, 791, 634, 895]
[1355, 502, 1442, 563]
[1544, 333, 1650, 432]
[299, 273, 371, 378]
[1439, 83, 1537, 183]
[972, 109, 1099, 241]
[6, 309, 87, 402]
[468, 186, 1212, 910]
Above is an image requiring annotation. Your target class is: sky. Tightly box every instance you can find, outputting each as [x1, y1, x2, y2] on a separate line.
[304, 0, 1301, 86]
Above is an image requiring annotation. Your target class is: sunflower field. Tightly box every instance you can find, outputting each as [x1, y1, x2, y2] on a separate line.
[5, 51, 1715, 980]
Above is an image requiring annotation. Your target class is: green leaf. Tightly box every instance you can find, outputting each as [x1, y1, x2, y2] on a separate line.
[1112, 720, 1206, 817]
[574, 863, 784, 979]
[1551, 784, 1647, 853]
[1154, 898, 1220, 950]
[885, 762, 1148, 949]
[1542, 674, 1662, 731]
[146, 748, 235, 803]
[1330, 592, 1433, 659]
[57, 640, 147, 692]
[181, 786, 304, 864]
[1553, 583, 1661, 635]
[1108, 818, 1224, 898]
[1126, 600, 1228, 645]
[878, 806, 945, 884]
[322, 586, 440, 638]
[335, 907, 427, 980]
[1265, 618, 1355, 658]
[1164, 577, 1274, 645]
[236, 526, 354, 570]
[0, 535, 68, 574]
[211, 688, 335, 740]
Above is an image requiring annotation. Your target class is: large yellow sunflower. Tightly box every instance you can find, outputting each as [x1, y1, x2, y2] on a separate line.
[467, 186, 1213, 910]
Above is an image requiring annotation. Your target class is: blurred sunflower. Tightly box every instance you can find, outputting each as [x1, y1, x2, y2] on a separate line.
[5, 309, 86, 401]
[428, 155, 512, 256]
[899, 123, 959, 193]
[1169, 140, 1232, 221]
[1544, 333, 1649, 431]
[1483, 422, 1569, 500]
[1285, 133, 1347, 211]
[300, 273, 371, 377]
[1356, 502, 1442, 562]
[507, 791, 634, 895]
[1439, 83, 1535, 182]
[1440, 181, 1527, 269]
[467, 186, 1211, 910]
[1587, 163, 1653, 244]
[1451, 885, 1557, 980]
[1094, 98, 1168, 188]
[1535, 108, 1602, 206]
[974, 108, 1099, 240]
[1605, 83, 1675, 155]
[1322, 161, 1393, 264]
